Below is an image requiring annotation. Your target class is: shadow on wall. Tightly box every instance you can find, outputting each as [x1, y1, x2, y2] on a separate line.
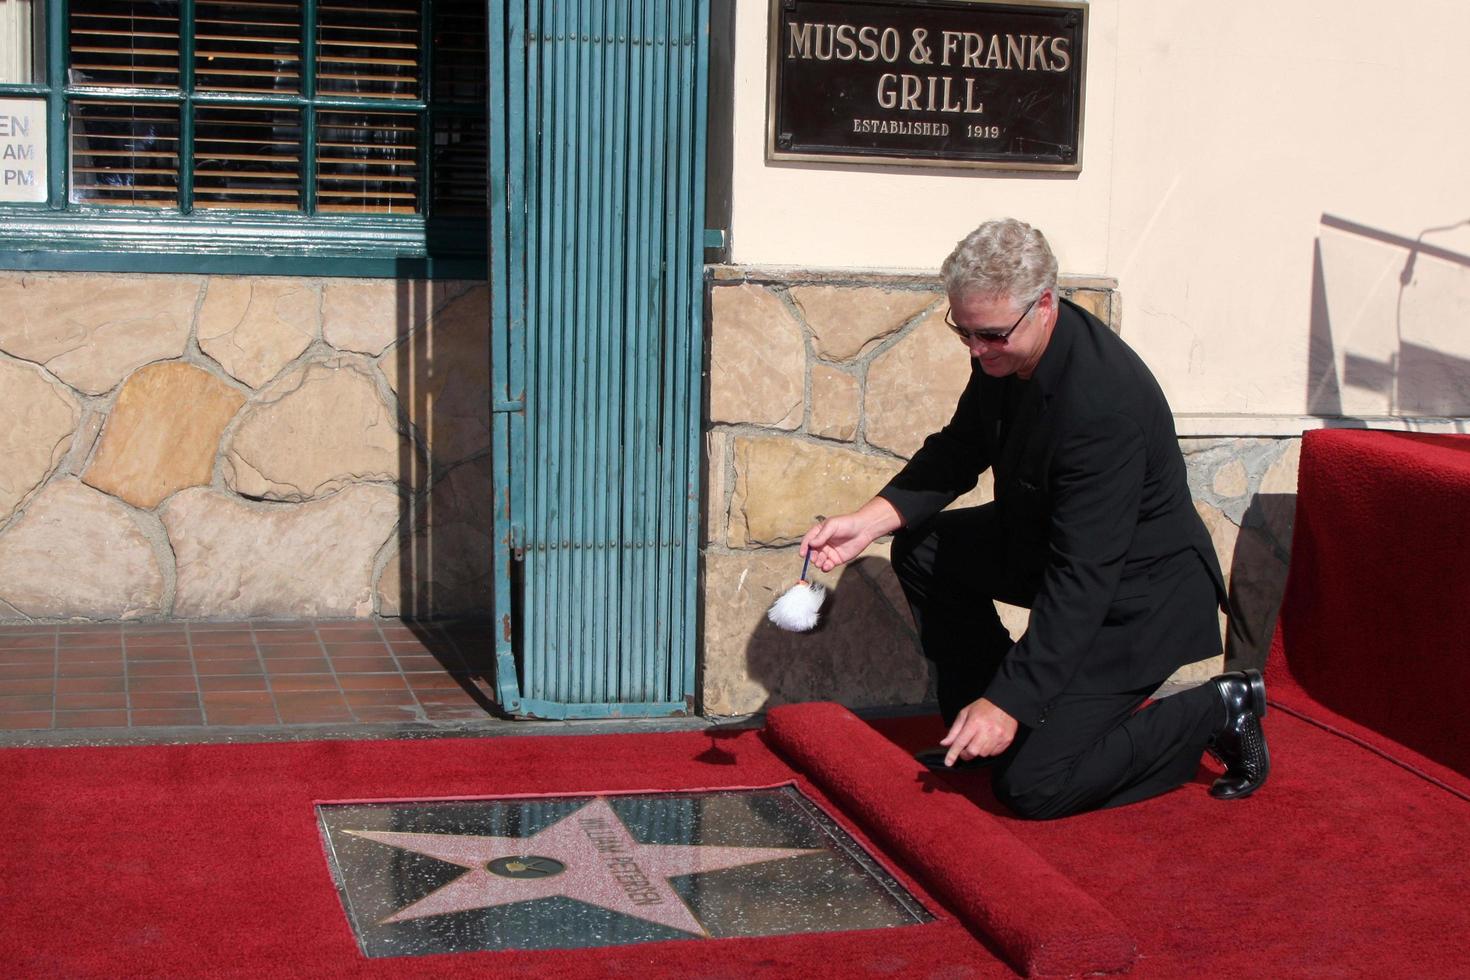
[1223, 491, 1294, 674]
[1309, 213, 1470, 427]
[703, 547, 938, 724]
[1225, 214, 1470, 667]
[386, 275, 496, 682]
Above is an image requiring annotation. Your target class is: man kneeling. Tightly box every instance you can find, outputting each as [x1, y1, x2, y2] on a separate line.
[800, 218, 1269, 819]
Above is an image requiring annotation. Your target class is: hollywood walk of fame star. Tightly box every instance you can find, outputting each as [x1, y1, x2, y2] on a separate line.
[345, 797, 822, 936]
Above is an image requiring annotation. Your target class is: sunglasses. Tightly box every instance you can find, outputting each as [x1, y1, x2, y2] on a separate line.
[944, 293, 1040, 345]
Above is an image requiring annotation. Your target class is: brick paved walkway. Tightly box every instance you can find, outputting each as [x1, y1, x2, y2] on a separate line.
[0, 620, 501, 733]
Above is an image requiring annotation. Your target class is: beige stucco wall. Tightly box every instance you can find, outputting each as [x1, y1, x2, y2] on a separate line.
[730, 0, 1470, 427]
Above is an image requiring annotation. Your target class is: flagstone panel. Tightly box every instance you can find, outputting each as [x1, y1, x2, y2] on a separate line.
[164, 484, 400, 618]
[1258, 438, 1302, 549]
[376, 457, 493, 618]
[0, 273, 198, 395]
[0, 357, 80, 522]
[865, 309, 973, 459]
[225, 361, 409, 501]
[704, 428, 731, 545]
[789, 285, 939, 362]
[1222, 522, 1289, 670]
[808, 364, 860, 441]
[708, 284, 803, 430]
[197, 277, 318, 388]
[323, 279, 480, 357]
[0, 481, 164, 619]
[1066, 288, 1112, 326]
[83, 362, 246, 509]
[379, 286, 492, 465]
[728, 436, 900, 548]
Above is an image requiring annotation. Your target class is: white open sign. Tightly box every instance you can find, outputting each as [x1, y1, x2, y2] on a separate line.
[0, 99, 47, 203]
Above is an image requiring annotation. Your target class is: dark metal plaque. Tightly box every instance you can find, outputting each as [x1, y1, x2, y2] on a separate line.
[767, 0, 1087, 171]
[318, 787, 932, 957]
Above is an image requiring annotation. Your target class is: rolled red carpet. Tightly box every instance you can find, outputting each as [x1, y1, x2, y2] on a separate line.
[765, 702, 1136, 977]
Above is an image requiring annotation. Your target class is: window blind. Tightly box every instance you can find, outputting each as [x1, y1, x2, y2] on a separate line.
[430, 0, 486, 217]
[195, 0, 301, 95]
[70, 100, 180, 206]
[316, 0, 420, 101]
[0, 0, 44, 84]
[69, 0, 180, 89]
[58, 0, 482, 219]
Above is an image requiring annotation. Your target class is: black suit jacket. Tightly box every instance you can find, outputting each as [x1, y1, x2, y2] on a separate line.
[879, 299, 1226, 727]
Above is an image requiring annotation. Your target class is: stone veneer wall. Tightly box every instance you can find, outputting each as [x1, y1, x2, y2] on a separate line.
[0, 272, 492, 622]
[701, 267, 1299, 718]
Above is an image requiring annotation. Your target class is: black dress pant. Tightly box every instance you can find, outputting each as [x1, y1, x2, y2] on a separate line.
[890, 504, 1221, 819]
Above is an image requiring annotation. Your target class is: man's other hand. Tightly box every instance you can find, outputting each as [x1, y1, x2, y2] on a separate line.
[940, 697, 1018, 765]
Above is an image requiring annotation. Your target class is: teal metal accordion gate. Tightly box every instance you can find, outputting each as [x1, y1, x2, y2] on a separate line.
[488, 0, 710, 718]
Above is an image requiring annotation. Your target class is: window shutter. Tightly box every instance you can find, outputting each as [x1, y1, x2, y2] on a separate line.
[0, 0, 45, 84]
[191, 3, 304, 210]
[69, 0, 181, 89]
[430, 0, 486, 217]
[70, 100, 181, 206]
[313, 2, 426, 213]
[316, 109, 418, 214]
[69, 2, 181, 207]
[195, 0, 302, 95]
[316, 0, 421, 101]
[57, 1, 479, 221]
[195, 105, 302, 210]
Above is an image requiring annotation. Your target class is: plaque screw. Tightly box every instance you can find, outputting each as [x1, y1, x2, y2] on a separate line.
[778, 132, 792, 147]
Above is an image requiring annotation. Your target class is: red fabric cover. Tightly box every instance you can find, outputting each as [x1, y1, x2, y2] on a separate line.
[0, 729, 1018, 980]
[1267, 429, 1470, 785]
[764, 702, 1136, 977]
[869, 711, 1470, 979]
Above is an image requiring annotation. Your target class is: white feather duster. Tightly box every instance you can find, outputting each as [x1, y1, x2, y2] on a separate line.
[767, 580, 826, 632]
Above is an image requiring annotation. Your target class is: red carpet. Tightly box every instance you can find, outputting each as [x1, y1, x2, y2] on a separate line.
[6, 702, 1470, 978]
[8, 431, 1470, 977]
[846, 427, 1470, 978]
[2, 728, 1022, 980]
[766, 703, 1134, 977]
[1267, 429, 1470, 795]
[867, 710, 1470, 979]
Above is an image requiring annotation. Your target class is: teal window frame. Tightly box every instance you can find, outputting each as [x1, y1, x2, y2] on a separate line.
[0, 0, 487, 278]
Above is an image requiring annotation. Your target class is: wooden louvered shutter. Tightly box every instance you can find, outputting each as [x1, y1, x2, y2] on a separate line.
[68, 1, 182, 206]
[0, 0, 45, 84]
[192, 2, 303, 210]
[315, 0, 420, 214]
[61, 0, 485, 218]
[429, 0, 486, 217]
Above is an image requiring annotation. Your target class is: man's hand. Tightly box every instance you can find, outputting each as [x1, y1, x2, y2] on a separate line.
[799, 497, 904, 573]
[940, 698, 1018, 766]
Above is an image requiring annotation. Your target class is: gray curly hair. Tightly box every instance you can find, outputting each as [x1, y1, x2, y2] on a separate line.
[941, 218, 1058, 304]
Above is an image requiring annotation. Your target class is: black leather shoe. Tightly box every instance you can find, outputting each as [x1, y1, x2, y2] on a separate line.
[1206, 668, 1270, 800]
[914, 746, 997, 771]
